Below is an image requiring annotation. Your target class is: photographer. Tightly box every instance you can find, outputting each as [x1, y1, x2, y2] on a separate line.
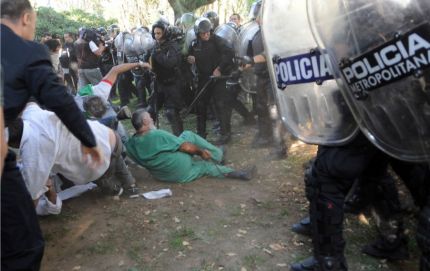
[61, 32, 78, 94]
[74, 27, 105, 90]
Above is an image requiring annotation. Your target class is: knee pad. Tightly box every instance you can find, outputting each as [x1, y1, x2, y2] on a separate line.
[304, 162, 316, 202]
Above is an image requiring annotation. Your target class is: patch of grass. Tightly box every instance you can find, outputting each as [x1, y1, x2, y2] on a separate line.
[189, 259, 217, 271]
[229, 206, 243, 217]
[85, 241, 114, 255]
[169, 227, 197, 249]
[278, 208, 289, 218]
[242, 254, 265, 270]
[258, 200, 277, 210]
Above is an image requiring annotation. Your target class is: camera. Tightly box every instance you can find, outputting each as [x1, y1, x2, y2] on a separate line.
[166, 26, 184, 42]
[82, 28, 102, 45]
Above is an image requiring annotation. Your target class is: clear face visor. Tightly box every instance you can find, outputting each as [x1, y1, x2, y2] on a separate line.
[249, 2, 261, 19]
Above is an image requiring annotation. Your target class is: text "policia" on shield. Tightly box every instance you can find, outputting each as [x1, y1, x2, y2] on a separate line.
[273, 50, 334, 89]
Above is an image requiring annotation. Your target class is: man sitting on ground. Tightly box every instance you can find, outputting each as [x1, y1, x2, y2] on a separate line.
[126, 109, 256, 183]
[8, 102, 138, 215]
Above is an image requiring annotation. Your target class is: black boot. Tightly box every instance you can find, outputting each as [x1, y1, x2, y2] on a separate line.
[166, 109, 183, 136]
[215, 133, 231, 145]
[225, 165, 257, 181]
[291, 216, 312, 236]
[291, 256, 316, 271]
[315, 256, 347, 271]
[361, 235, 409, 260]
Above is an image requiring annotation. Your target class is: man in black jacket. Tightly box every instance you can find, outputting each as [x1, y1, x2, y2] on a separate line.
[187, 18, 235, 144]
[1, 1, 102, 270]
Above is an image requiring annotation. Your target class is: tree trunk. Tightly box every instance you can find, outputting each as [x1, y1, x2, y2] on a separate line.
[168, 0, 216, 20]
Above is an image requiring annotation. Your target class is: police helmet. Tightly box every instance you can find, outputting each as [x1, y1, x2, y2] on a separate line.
[151, 19, 170, 40]
[78, 27, 87, 38]
[194, 17, 212, 35]
[108, 24, 120, 37]
[249, 0, 262, 20]
[203, 11, 219, 29]
[179, 13, 197, 30]
[96, 27, 107, 37]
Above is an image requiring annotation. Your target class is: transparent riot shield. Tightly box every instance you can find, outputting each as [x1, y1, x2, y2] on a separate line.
[132, 28, 155, 56]
[184, 28, 196, 54]
[123, 33, 135, 57]
[308, 0, 430, 161]
[214, 22, 238, 50]
[236, 21, 260, 94]
[261, 0, 358, 145]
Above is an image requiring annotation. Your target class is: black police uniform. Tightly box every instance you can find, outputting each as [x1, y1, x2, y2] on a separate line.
[249, 29, 274, 145]
[150, 38, 184, 136]
[1, 24, 97, 270]
[297, 130, 430, 271]
[188, 33, 235, 141]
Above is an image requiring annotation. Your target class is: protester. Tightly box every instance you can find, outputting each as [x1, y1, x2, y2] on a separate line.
[126, 109, 257, 183]
[7, 102, 138, 216]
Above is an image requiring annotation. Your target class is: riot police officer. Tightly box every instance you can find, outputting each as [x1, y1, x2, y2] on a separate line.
[203, 11, 219, 30]
[245, 2, 277, 148]
[261, 1, 430, 270]
[187, 18, 235, 144]
[148, 19, 184, 136]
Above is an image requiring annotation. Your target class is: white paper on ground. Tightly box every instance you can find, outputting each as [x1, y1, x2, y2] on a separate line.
[58, 182, 98, 201]
[142, 189, 172, 199]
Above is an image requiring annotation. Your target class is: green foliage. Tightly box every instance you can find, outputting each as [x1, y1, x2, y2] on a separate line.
[35, 7, 117, 41]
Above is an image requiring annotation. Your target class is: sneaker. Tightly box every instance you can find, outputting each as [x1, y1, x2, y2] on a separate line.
[122, 185, 141, 198]
[291, 216, 312, 237]
[290, 257, 316, 271]
[117, 105, 132, 120]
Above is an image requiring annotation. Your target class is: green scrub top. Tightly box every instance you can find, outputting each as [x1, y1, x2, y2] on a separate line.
[125, 130, 232, 183]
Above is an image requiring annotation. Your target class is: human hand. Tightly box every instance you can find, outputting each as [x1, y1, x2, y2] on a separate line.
[212, 68, 221, 77]
[139, 61, 151, 69]
[45, 178, 57, 204]
[187, 55, 195, 64]
[200, 149, 212, 160]
[81, 145, 103, 168]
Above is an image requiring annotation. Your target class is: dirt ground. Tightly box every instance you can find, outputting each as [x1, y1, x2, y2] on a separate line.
[39, 112, 420, 271]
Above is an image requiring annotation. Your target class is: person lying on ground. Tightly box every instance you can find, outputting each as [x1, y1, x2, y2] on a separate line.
[7, 102, 138, 215]
[126, 109, 257, 183]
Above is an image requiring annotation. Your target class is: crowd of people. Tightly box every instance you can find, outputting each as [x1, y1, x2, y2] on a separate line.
[1, 0, 429, 270]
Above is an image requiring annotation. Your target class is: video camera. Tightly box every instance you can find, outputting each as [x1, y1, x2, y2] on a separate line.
[82, 28, 103, 45]
[166, 26, 184, 42]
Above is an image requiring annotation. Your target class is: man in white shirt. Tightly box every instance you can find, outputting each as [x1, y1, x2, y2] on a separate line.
[8, 103, 138, 215]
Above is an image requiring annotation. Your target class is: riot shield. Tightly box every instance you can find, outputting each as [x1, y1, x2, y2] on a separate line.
[132, 28, 155, 56]
[235, 21, 259, 58]
[235, 21, 260, 94]
[184, 27, 196, 53]
[123, 32, 135, 57]
[261, 0, 358, 145]
[214, 22, 238, 50]
[308, 0, 430, 161]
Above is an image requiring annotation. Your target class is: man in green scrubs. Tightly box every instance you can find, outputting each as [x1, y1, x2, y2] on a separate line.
[126, 109, 256, 183]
